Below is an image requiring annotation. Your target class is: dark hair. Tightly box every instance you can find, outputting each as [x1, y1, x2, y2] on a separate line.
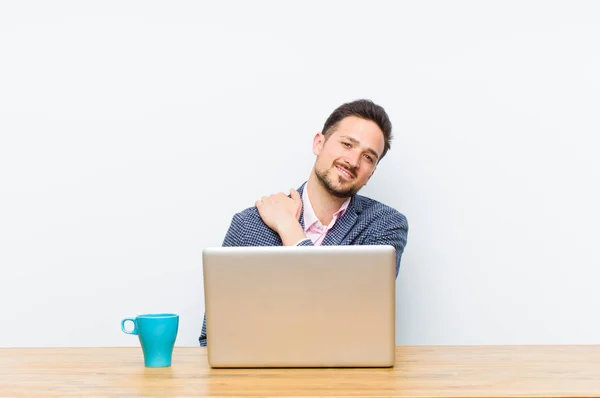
[322, 99, 393, 161]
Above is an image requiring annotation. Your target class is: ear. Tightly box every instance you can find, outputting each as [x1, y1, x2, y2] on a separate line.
[312, 132, 325, 156]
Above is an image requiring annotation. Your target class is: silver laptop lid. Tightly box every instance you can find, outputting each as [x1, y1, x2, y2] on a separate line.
[202, 245, 396, 368]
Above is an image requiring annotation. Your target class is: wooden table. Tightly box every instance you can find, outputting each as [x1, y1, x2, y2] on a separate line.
[1, 346, 599, 397]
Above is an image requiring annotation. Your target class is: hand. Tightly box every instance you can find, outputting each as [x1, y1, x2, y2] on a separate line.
[255, 188, 302, 233]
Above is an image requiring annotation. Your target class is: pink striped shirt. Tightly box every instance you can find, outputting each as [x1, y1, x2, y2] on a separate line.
[301, 187, 350, 246]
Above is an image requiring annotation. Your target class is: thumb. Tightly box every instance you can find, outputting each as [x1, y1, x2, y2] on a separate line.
[290, 188, 301, 203]
[291, 188, 302, 220]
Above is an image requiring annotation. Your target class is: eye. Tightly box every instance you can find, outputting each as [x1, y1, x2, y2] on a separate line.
[364, 154, 374, 163]
[342, 142, 351, 147]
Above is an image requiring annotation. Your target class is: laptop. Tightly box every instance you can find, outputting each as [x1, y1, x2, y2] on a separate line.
[202, 245, 396, 368]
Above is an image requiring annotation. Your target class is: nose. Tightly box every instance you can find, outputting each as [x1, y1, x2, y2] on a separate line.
[343, 151, 361, 169]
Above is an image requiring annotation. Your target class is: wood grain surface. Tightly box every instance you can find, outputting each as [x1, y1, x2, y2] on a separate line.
[1, 346, 599, 397]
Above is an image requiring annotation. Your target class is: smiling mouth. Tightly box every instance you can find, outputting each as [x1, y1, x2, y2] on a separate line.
[335, 165, 355, 180]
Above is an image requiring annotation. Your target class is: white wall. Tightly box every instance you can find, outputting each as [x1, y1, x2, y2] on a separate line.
[1, 0, 599, 347]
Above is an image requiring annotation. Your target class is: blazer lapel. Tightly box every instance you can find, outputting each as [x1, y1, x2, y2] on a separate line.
[295, 181, 362, 246]
[321, 195, 361, 246]
[296, 182, 307, 230]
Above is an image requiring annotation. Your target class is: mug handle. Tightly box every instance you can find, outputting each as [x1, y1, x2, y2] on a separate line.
[121, 318, 138, 335]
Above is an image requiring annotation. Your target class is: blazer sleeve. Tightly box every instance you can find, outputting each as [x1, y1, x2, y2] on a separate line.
[296, 238, 313, 246]
[199, 211, 247, 347]
[365, 211, 408, 278]
[222, 212, 246, 247]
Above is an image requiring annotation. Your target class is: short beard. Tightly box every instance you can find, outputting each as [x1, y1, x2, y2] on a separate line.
[314, 165, 360, 198]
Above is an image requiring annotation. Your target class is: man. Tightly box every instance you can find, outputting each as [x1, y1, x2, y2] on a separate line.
[199, 99, 408, 347]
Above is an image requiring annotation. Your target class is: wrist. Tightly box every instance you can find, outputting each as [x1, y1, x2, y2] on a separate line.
[276, 218, 306, 246]
[275, 217, 299, 234]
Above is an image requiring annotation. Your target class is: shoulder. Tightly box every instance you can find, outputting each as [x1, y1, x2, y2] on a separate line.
[228, 205, 281, 246]
[231, 205, 262, 225]
[353, 194, 408, 229]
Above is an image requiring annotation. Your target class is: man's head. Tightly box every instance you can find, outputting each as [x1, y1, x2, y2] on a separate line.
[312, 99, 393, 198]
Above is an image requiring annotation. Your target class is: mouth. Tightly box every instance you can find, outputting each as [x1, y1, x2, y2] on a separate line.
[335, 165, 355, 180]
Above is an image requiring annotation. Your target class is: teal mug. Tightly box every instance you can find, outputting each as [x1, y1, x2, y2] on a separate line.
[121, 313, 179, 367]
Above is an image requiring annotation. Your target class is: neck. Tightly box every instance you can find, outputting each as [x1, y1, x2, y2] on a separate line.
[306, 170, 349, 226]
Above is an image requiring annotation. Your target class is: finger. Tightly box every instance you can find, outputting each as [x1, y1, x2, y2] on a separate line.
[256, 195, 268, 206]
[291, 189, 302, 220]
[290, 188, 301, 202]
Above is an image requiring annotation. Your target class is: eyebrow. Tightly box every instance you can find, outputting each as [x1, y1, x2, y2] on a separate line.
[340, 135, 380, 161]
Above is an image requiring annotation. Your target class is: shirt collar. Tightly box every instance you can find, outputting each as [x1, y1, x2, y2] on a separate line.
[301, 185, 351, 231]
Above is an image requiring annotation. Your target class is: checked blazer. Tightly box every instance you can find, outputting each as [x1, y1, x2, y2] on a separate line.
[199, 182, 408, 346]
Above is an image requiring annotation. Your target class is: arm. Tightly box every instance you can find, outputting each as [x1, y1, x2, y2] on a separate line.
[222, 212, 246, 247]
[277, 218, 308, 246]
[199, 212, 246, 346]
[365, 211, 408, 278]
[255, 189, 306, 245]
[295, 210, 407, 276]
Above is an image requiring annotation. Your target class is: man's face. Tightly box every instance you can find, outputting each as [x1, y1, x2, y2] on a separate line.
[312, 116, 385, 198]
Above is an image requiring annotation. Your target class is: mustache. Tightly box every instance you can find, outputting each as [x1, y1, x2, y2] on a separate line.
[334, 162, 357, 178]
